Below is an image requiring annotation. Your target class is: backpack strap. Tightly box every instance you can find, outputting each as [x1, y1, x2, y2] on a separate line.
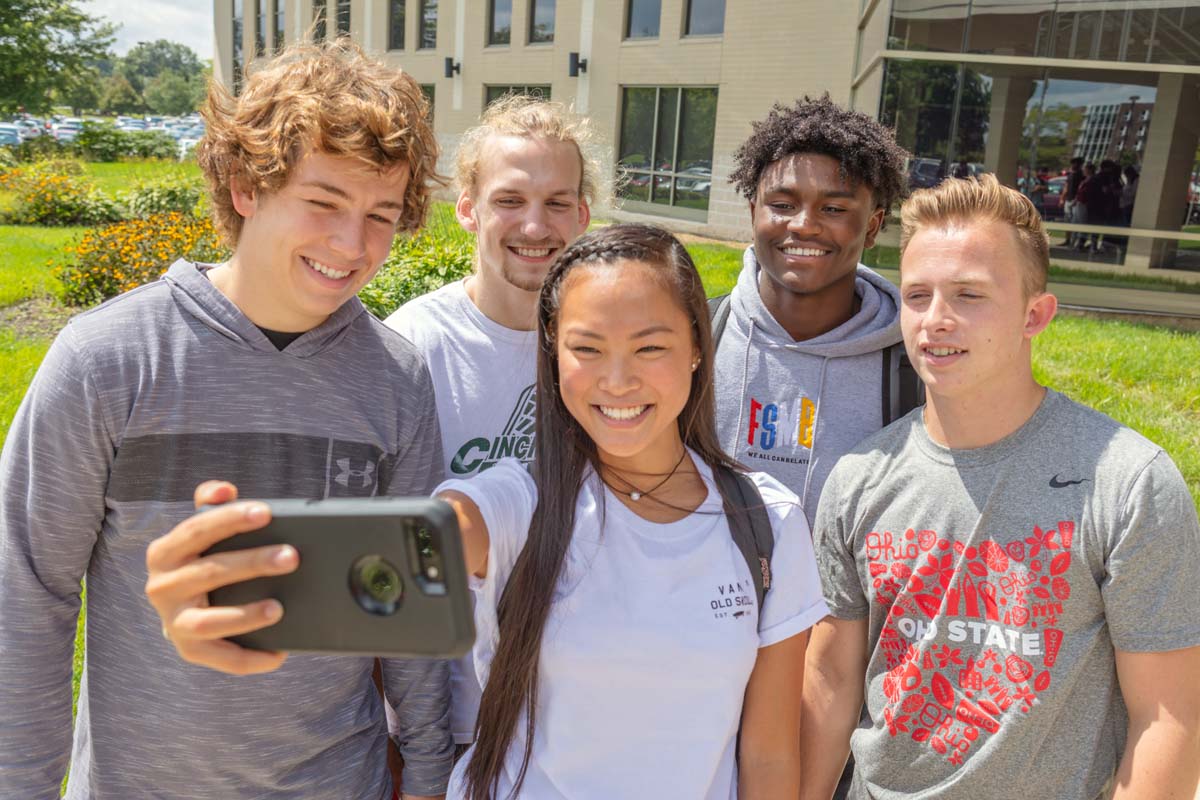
[713, 465, 773, 621]
[896, 344, 924, 418]
[881, 342, 924, 425]
[708, 294, 731, 346]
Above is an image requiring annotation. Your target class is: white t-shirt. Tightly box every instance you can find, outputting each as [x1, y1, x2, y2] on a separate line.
[385, 278, 537, 743]
[438, 455, 829, 799]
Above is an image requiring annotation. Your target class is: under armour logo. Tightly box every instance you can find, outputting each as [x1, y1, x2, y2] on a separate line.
[335, 458, 376, 489]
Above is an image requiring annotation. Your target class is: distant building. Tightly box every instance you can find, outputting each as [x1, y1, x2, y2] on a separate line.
[1074, 100, 1153, 165]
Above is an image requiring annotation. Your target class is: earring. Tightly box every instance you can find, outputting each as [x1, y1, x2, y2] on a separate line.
[691, 360, 700, 371]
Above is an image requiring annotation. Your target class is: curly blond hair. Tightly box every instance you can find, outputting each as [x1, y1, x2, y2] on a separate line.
[197, 38, 443, 245]
[455, 94, 607, 207]
[900, 174, 1049, 297]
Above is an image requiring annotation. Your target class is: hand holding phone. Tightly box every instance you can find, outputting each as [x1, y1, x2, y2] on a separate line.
[203, 497, 474, 659]
[145, 481, 297, 676]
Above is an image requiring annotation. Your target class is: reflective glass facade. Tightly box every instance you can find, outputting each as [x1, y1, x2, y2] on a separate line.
[875, 1, 1200, 273]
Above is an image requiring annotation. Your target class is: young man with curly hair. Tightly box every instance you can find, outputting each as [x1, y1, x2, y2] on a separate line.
[0, 41, 453, 799]
[802, 175, 1200, 799]
[383, 95, 597, 750]
[716, 95, 912, 526]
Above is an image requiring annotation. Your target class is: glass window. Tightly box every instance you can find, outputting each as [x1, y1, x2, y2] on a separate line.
[485, 85, 551, 107]
[312, 0, 326, 41]
[618, 86, 719, 213]
[685, 0, 724, 36]
[889, 2, 1200, 66]
[336, 0, 350, 34]
[625, 0, 660, 39]
[419, 0, 437, 49]
[233, 0, 244, 93]
[966, 0, 1054, 57]
[529, 0, 555, 44]
[874, 57, 1200, 269]
[489, 0, 512, 45]
[421, 84, 435, 122]
[389, 0, 405, 49]
[888, 0, 967, 52]
[255, 0, 266, 55]
[273, 0, 286, 52]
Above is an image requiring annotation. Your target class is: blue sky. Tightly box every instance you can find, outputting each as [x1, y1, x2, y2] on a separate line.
[84, 0, 213, 60]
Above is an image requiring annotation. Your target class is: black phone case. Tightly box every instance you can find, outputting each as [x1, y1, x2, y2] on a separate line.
[205, 497, 474, 659]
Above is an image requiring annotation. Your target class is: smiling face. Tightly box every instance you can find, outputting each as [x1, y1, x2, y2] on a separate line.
[900, 219, 1055, 405]
[555, 261, 699, 471]
[750, 152, 884, 306]
[226, 149, 409, 331]
[457, 133, 590, 294]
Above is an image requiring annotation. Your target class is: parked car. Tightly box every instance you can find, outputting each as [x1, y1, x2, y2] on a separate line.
[908, 158, 944, 189]
[1041, 176, 1068, 220]
[0, 124, 21, 146]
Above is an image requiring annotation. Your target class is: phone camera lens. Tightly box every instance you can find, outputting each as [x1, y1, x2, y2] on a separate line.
[349, 555, 404, 616]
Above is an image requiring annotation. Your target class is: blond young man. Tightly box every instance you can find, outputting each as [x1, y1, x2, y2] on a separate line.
[383, 95, 597, 747]
[801, 175, 1200, 799]
[1, 41, 453, 798]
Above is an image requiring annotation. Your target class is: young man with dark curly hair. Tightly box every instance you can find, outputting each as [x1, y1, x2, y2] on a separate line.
[0, 41, 453, 798]
[715, 95, 913, 527]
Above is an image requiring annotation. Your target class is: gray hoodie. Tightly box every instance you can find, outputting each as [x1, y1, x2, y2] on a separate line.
[0, 260, 452, 799]
[715, 246, 904, 526]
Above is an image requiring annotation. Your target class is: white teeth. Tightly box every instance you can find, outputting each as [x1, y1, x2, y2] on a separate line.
[927, 347, 964, 356]
[782, 246, 829, 256]
[513, 247, 552, 258]
[599, 405, 646, 421]
[306, 258, 351, 279]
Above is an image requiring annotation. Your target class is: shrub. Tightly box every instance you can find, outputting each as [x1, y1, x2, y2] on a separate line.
[13, 135, 74, 163]
[1, 170, 123, 226]
[125, 175, 205, 218]
[358, 207, 475, 318]
[75, 122, 127, 162]
[125, 130, 179, 160]
[0, 147, 16, 171]
[76, 125, 179, 162]
[55, 212, 229, 306]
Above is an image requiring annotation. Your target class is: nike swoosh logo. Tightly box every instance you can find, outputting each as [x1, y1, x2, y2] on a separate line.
[1049, 475, 1090, 488]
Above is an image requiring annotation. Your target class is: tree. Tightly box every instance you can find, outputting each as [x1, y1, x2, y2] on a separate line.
[0, 0, 115, 114]
[118, 39, 203, 95]
[1020, 102, 1084, 173]
[143, 70, 201, 116]
[99, 74, 142, 115]
[58, 71, 102, 115]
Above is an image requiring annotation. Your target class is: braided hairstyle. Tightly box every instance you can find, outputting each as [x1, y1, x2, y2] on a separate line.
[728, 94, 909, 212]
[465, 223, 741, 799]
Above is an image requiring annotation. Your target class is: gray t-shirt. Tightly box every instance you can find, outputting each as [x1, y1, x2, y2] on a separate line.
[813, 389, 1200, 799]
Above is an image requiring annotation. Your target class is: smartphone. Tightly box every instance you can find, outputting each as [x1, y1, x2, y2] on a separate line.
[204, 497, 474, 659]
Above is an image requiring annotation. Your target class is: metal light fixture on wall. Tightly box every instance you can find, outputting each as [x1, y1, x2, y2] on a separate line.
[444, 57, 461, 79]
[568, 52, 588, 77]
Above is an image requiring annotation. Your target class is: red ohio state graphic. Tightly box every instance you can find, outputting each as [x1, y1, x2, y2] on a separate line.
[867, 522, 1075, 768]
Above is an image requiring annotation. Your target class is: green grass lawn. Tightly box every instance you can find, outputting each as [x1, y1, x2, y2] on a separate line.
[83, 160, 201, 195]
[0, 225, 82, 306]
[0, 330, 51, 439]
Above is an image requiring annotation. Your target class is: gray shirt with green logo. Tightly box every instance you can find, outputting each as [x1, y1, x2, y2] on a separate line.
[813, 389, 1200, 799]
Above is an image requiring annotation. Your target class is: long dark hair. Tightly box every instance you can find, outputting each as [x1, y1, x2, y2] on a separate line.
[465, 223, 743, 799]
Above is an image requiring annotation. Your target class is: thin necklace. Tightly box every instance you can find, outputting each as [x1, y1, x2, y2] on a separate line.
[605, 448, 688, 502]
